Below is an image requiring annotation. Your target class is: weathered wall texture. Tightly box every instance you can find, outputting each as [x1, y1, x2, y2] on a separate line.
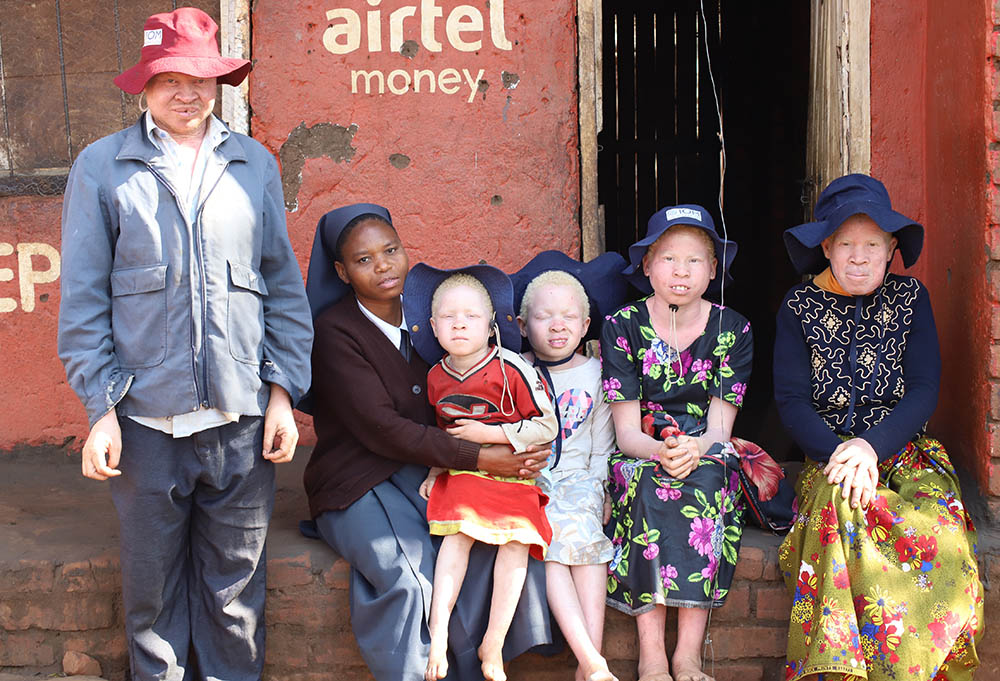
[0, 0, 581, 450]
[250, 0, 580, 267]
[870, 0, 993, 501]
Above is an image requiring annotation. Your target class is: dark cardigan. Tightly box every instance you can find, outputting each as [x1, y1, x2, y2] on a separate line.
[773, 273, 941, 463]
[303, 296, 480, 517]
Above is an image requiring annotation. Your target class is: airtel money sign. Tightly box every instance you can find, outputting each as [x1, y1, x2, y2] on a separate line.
[321, 0, 515, 103]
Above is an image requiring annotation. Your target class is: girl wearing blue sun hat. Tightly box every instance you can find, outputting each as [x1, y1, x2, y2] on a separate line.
[601, 205, 774, 681]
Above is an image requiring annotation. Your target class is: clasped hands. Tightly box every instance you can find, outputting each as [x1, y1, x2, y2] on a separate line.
[823, 437, 879, 509]
[653, 434, 701, 479]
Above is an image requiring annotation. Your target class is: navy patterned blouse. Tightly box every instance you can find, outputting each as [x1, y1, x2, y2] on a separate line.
[773, 273, 941, 462]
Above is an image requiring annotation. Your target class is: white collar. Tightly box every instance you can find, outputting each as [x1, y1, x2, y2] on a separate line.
[144, 110, 228, 150]
[357, 297, 407, 352]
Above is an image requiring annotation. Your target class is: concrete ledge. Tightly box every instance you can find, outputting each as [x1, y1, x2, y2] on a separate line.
[3, 447, 996, 680]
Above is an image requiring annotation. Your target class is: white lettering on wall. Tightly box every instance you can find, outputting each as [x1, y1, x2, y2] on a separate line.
[0, 242, 61, 313]
[323, 0, 513, 55]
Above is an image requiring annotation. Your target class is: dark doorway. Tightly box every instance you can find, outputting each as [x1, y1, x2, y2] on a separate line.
[598, 1, 809, 458]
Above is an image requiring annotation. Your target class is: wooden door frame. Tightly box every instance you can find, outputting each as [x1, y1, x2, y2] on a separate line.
[576, 0, 873, 244]
[221, 0, 252, 135]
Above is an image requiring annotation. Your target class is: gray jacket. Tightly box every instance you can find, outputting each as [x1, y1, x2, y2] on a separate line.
[58, 117, 313, 427]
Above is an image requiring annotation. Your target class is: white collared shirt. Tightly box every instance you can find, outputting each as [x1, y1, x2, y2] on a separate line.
[357, 297, 408, 353]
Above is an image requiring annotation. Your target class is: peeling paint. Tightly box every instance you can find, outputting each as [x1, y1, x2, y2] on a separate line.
[278, 122, 359, 211]
[389, 153, 411, 169]
[501, 71, 519, 89]
[400, 40, 419, 58]
[478, 79, 489, 101]
[502, 95, 512, 122]
[490, 195, 502, 206]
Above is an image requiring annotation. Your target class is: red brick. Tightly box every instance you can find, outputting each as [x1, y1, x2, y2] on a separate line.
[733, 545, 764, 580]
[991, 344, 1000, 378]
[0, 630, 56, 666]
[89, 554, 122, 591]
[320, 558, 351, 590]
[989, 458, 1000, 497]
[267, 553, 314, 588]
[992, 382, 1000, 420]
[0, 559, 55, 592]
[265, 588, 348, 629]
[311, 640, 367, 667]
[760, 546, 782, 581]
[992, 304, 1000, 340]
[62, 650, 102, 676]
[714, 583, 750, 621]
[754, 585, 793, 621]
[62, 629, 129, 660]
[264, 627, 311, 668]
[57, 560, 98, 592]
[707, 624, 787, 660]
[0, 594, 115, 631]
[710, 661, 765, 681]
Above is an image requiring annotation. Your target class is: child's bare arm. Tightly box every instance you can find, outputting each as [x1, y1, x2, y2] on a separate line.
[419, 466, 445, 500]
[446, 420, 510, 445]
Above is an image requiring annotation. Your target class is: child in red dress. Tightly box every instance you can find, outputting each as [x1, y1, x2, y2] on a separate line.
[405, 266, 557, 681]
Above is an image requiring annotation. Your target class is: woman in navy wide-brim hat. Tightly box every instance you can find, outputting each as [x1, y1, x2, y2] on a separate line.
[301, 204, 554, 681]
[600, 204, 774, 681]
[774, 174, 984, 680]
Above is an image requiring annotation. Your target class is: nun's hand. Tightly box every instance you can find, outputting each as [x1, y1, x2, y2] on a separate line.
[476, 442, 549, 479]
[658, 434, 701, 480]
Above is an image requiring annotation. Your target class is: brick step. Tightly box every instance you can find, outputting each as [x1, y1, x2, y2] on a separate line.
[0, 448, 792, 680]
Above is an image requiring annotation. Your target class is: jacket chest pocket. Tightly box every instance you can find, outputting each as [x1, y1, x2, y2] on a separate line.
[110, 264, 168, 369]
[228, 260, 268, 364]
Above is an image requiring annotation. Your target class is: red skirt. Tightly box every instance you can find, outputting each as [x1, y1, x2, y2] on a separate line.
[427, 471, 552, 561]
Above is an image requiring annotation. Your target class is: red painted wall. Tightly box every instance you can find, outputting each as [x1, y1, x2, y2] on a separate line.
[871, 0, 992, 490]
[0, 0, 580, 450]
[251, 0, 581, 444]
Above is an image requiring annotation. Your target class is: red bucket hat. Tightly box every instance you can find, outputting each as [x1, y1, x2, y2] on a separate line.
[114, 7, 251, 95]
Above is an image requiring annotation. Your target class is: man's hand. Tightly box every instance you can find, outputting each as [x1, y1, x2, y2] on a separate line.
[81, 409, 122, 480]
[263, 384, 298, 463]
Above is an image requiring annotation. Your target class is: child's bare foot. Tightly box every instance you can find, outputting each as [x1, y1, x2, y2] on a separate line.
[478, 640, 507, 681]
[425, 639, 449, 681]
[580, 658, 618, 681]
[670, 654, 713, 681]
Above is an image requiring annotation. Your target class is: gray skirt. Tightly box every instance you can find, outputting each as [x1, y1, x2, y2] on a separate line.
[316, 464, 553, 681]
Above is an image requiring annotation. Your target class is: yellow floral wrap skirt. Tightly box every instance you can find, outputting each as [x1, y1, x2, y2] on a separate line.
[778, 438, 983, 681]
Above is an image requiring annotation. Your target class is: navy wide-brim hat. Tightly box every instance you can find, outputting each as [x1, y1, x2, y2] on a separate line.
[305, 203, 392, 320]
[403, 263, 522, 365]
[623, 204, 737, 295]
[511, 250, 628, 346]
[783, 173, 924, 275]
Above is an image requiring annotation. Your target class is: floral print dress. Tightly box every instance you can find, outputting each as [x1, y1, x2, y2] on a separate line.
[600, 298, 753, 614]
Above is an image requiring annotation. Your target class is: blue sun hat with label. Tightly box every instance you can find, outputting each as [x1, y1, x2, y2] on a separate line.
[623, 204, 737, 294]
[783, 173, 923, 275]
[403, 263, 522, 365]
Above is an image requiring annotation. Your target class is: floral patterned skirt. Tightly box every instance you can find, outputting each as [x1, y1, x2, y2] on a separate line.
[605, 442, 746, 615]
[778, 438, 983, 681]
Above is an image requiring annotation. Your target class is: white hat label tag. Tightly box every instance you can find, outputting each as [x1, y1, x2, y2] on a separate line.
[144, 29, 163, 46]
[665, 207, 702, 222]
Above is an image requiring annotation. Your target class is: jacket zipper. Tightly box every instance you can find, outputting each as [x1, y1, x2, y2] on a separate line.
[193, 160, 231, 405]
[144, 162, 205, 408]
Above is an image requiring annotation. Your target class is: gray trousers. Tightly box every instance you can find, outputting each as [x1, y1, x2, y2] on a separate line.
[111, 416, 274, 681]
[316, 464, 552, 681]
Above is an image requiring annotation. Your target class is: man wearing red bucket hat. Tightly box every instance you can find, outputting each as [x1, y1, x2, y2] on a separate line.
[58, 8, 313, 681]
